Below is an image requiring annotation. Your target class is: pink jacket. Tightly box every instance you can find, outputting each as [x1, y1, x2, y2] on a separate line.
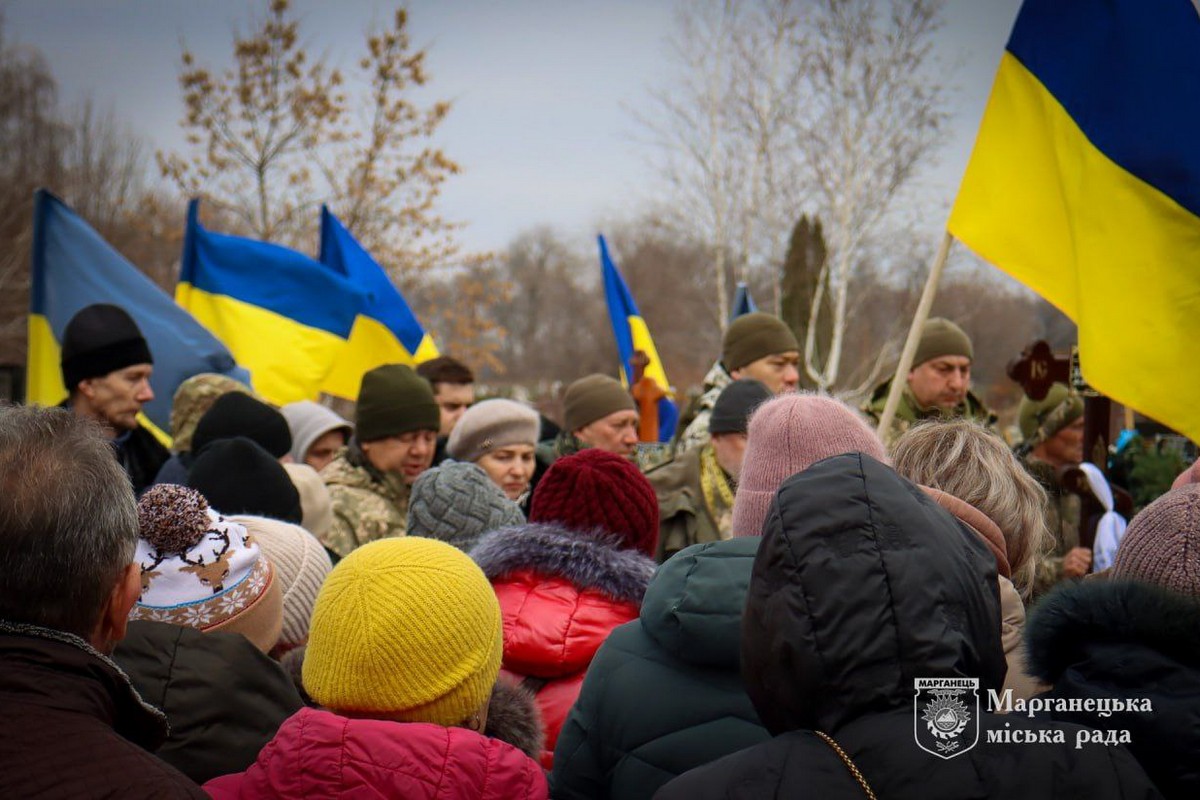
[205, 707, 548, 800]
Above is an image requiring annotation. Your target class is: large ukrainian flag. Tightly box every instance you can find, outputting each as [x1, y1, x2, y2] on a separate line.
[27, 190, 248, 438]
[949, 0, 1200, 443]
[318, 206, 438, 400]
[599, 234, 678, 442]
[176, 200, 365, 406]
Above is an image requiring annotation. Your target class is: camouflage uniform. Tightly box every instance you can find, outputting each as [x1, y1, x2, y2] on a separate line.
[169, 373, 254, 453]
[861, 378, 997, 448]
[320, 443, 411, 559]
[673, 362, 734, 455]
[646, 443, 733, 562]
[1024, 456, 1083, 603]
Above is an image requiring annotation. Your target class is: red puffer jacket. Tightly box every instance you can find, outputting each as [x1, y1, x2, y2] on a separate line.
[204, 708, 547, 799]
[471, 523, 657, 768]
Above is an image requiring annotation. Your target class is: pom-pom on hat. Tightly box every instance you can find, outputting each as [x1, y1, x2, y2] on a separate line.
[529, 448, 659, 556]
[132, 485, 283, 652]
[446, 398, 540, 463]
[302, 537, 503, 726]
[733, 393, 887, 538]
[1113, 483, 1200, 598]
[407, 461, 526, 553]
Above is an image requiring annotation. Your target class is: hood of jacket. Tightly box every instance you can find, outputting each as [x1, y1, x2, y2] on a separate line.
[743, 453, 1005, 736]
[641, 536, 760, 668]
[472, 523, 655, 604]
[204, 707, 547, 800]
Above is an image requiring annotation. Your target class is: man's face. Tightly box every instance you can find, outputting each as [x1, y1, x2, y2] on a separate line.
[77, 364, 154, 432]
[907, 356, 972, 411]
[575, 409, 639, 459]
[1041, 417, 1086, 467]
[305, 429, 347, 473]
[710, 432, 748, 481]
[731, 351, 800, 394]
[361, 430, 437, 484]
[433, 382, 474, 436]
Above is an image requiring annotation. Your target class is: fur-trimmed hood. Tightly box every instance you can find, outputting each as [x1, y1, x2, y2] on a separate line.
[484, 677, 544, 760]
[471, 523, 655, 604]
[1026, 579, 1200, 682]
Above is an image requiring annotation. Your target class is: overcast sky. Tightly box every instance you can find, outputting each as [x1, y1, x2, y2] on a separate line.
[7, 0, 1024, 255]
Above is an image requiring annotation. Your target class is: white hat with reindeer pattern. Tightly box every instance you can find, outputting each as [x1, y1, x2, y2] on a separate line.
[131, 484, 283, 653]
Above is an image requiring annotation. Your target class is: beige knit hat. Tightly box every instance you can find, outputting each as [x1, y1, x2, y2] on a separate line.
[283, 462, 334, 540]
[446, 398, 540, 463]
[1112, 484, 1200, 597]
[231, 515, 334, 652]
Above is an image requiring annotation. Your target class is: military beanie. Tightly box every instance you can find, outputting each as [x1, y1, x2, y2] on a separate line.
[913, 318, 973, 367]
[60, 303, 153, 389]
[1018, 382, 1084, 441]
[709, 379, 772, 435]
[722, 313, 799, 372]
[355, 364, 440, 442]
[563, 374, 635, 433]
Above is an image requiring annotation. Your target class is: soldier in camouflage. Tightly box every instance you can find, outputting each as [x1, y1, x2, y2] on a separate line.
[320, 364, 440, 560]
[673, 313, 799, 455]
[1017, 382, 1090, 602]
[169, 373, 255, 454]
[863, 317, 997, 447]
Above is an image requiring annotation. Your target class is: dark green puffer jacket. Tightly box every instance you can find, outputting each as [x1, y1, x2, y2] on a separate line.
[550, 537, 768, 800]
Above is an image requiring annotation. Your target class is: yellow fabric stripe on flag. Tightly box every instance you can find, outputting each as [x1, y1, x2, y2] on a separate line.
[176, 283, 348, 406]
[26, 313, 67, 409]
[949, 52, 1200, 444]
[321, 316, 441, 400]
[628, 314, 670, 394]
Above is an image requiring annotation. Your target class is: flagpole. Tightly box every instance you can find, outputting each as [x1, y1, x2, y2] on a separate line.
[876, 230, 955, 438]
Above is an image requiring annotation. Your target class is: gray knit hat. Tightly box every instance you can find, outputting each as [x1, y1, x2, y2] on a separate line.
[447, 399, 540, 463]
[281, 401, 353, 465]
[407, 461, 526, 553]
[1113, 483, 1200, 597]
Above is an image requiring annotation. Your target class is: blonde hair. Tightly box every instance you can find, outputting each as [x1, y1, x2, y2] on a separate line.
[891, 419, 1052, 599]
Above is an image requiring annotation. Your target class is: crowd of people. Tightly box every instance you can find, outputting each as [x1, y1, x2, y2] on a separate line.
[0, 302, 1196, 799]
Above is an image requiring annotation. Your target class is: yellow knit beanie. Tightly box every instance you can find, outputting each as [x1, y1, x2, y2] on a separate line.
[302, 537, 503, 726]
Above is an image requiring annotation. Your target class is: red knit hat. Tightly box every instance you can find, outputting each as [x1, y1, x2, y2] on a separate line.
[529, 449, 659, 556]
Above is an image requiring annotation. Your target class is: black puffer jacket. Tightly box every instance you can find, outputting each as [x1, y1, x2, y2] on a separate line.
[1027, 579, 1200, 799]
[552, 537, 769, 799]
[656, 453, 1163, 800]
[113, 620, 304, 783]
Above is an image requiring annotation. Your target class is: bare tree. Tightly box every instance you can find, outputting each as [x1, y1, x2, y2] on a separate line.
[796, 0, 948, 391]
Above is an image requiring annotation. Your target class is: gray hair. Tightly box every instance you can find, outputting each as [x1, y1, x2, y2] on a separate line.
[891, 419, 1053, 599]
[0, 404, 138, 637]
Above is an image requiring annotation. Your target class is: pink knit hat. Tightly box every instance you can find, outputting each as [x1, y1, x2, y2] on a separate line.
[732, 394, 887, 538]
[1112, 483, 1200, 597]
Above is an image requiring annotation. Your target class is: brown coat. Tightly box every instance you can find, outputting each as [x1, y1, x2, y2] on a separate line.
[0, 621, 206, 799]
[646, 446, 726, 562]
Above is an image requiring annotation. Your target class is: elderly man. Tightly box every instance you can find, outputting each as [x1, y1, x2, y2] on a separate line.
[0, 405, 205, 797]
[320, 364, 441, 559]
[863, 317, 997, 445]
[675, 312, 800, 454]
[649, 379, 772, 562]
[60, 303, 169, 493]
[538, 374, 640, 464]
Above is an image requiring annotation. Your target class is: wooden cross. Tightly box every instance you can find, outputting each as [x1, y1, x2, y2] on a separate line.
[630, 350, 665, 443]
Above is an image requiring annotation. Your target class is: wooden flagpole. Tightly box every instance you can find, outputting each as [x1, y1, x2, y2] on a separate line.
[875, 230, 956, 438]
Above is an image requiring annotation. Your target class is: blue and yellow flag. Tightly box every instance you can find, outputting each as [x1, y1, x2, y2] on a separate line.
[176, 200, 365, 406]
[949, 0, 1200, 443]
[27, 190, 248, 440]
[731, 282, 758, 321]
[318, 206, 438, 400]
[599, 234, 678, 442]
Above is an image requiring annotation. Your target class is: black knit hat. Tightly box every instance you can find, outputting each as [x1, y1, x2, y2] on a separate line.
[187, 437, 302, 524]
[60, 303, 153, 388]
[192, 392, 293, 460]
[355, 364, 440, 442]
[709, 379, 772, 435]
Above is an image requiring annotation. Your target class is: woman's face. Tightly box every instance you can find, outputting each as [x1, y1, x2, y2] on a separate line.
[476, 444, 537, 501]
